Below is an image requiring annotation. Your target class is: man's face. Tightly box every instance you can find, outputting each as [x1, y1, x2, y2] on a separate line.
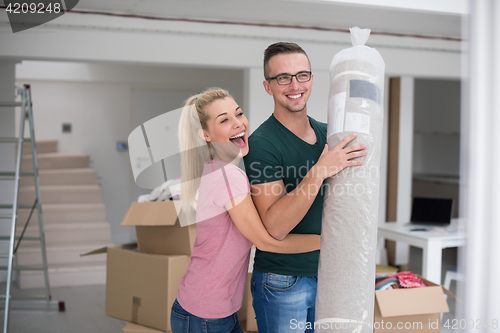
[263, 52, 313, 114]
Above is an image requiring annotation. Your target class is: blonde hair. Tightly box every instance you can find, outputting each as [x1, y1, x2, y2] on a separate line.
[178, 88, 231, 220]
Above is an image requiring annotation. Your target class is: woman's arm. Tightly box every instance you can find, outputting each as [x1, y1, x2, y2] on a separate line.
[225, 194, 320, 254]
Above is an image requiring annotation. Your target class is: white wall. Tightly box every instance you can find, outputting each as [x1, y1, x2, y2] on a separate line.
[462, 0, 500, 321]
[0, 10, 461, 78]
[244, 68, 274, 133]
[0, 62, 16, 204]
[328, 0, 468, 14]
[0, 61, 17, 281]
[16, 62, 244, 243]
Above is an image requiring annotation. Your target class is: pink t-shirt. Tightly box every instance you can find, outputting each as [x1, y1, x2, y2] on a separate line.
[176, 160, 252, 318]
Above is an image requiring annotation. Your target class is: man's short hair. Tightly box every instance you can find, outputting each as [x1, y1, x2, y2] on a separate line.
[263, 42, 311, 78]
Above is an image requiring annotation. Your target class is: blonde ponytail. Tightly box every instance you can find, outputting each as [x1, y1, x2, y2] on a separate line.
[178, 88, 231, 223]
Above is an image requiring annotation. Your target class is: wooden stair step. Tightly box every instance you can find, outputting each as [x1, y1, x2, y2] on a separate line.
[21, 153, 90, 171]
[11, 140, 113, 289]
[16, 242, 111, 266]
[20, 140, 58, 155]
[20, 168, 98, 187]
[16, 221, 111, 245]
[18, 262, 106, 289]
[18, 185, 102, 205]
[17, 203, 107, 224]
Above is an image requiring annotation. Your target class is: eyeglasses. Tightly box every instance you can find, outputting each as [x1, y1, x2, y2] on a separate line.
[266, 71, 312, 85]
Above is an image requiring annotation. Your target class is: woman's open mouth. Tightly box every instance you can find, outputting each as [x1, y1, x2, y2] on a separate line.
[229, 131, 247, 148]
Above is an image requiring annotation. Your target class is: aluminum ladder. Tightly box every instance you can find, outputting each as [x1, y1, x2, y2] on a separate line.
[0, 85, 63, 333]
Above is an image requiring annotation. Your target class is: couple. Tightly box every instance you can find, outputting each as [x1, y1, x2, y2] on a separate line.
[171, 42, 367, 333]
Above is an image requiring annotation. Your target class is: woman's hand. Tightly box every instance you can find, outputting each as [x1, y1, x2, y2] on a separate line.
[226, 194, 320, 253]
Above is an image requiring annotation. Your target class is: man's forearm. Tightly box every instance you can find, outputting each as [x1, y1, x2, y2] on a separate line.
[261, 171, 323, 240]
[255, 135, 367, 240]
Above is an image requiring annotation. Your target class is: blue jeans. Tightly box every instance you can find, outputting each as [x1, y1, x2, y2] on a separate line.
[251, 270, 317, 333]
[170, 299, 244, 333]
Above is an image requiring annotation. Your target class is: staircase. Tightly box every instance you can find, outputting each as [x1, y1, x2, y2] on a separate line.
[15, 140, 112, 288]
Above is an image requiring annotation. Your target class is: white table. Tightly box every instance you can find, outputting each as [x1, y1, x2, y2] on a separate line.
[378, 220, 466, 284]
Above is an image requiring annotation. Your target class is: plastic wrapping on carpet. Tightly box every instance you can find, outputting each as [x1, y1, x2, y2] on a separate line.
[315, 26, 385, 333]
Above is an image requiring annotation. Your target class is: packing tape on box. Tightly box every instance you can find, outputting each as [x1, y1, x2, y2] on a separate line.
[132, 296, 141, 323]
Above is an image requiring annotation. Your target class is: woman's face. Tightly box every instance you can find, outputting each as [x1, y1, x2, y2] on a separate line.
[202, 97, 249, 161]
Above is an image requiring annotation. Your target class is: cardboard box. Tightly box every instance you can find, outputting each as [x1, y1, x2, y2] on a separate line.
[237, 273, 258, 332]
[83, 244, 190, 332]
[121, 202, 196, 255]
[123, 323, 164, 333]
[375, 264, 399, 275]
[374, 276, 455, 332]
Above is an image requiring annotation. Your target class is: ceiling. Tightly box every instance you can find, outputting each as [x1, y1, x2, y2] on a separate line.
[70, 0, 463, 40]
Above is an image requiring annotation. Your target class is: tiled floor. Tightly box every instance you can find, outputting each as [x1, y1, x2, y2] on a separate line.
[0, 281, 459, 333]
[0, 243, 461, 333]
[0, 283, 126, 333]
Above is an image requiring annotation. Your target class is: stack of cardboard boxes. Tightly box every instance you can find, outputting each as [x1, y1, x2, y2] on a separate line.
[238, 272, 258, 332]
[84, 201, 195, 332]
[84, 201, 454, 333]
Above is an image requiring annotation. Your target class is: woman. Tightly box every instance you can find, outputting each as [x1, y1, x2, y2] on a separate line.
[171, 88, 320, 333]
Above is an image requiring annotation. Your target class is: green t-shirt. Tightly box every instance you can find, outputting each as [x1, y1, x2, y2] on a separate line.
[243, 114, 327, 277]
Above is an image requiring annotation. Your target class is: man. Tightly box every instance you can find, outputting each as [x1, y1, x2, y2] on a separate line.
[243, 42, 367, 332]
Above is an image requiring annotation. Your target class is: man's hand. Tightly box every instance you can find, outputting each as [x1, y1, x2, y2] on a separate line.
[309, 133, 367, 181]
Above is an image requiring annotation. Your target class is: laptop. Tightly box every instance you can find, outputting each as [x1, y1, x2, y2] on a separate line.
[410, 197, 453, 227]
